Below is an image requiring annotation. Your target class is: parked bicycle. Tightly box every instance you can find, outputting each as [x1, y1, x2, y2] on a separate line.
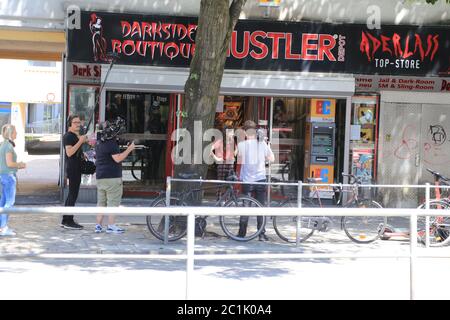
[121, 144, 151, 181]
[146, 171, 266, 242]
[272, 173, 386, 244]
[131, 145, 151, 181]
[380, 168, 450, 246]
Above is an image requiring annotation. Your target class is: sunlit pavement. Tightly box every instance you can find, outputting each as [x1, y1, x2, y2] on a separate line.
[1, 211, 449, 299]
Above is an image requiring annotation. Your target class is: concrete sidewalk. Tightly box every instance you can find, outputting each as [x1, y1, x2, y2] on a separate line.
[2, 207, 450, 300]
[0, 202, 423, 257]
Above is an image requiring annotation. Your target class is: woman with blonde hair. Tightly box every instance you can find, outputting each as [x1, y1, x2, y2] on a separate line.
[0, 124, 26, 236]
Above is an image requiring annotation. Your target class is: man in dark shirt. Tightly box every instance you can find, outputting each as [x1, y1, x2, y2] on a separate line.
[62, 115, 88, 230]
[94, 133, 135, 234]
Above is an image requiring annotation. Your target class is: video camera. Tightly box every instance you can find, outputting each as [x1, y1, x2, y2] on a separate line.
[256, 128, 267, 142]
[98, 117, 126, 142]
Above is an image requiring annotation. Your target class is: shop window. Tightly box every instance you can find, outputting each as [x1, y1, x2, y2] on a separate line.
[68, 85, 99, 135]
[349, 95, 379, 186]
[270, 97, 310, 183]
[0, 103, 11, 130]
[105, 92, 169, 134]
[105, 91, 170, 184]
[26, 103, 61, 134]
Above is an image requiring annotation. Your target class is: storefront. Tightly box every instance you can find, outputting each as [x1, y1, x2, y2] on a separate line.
[87, 64, 354, 199]
[355, 75, 450, 207]
[65, 11, 449, 202]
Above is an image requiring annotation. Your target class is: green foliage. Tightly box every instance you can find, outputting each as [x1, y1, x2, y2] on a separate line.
[176, 111, 188, 118]
[424, 0, 449, 4]
[189, 73, 199, 80]
[406, 0, 450, 3]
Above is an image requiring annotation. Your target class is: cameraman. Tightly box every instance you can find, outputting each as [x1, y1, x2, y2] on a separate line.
[94, 121, 135, 234]
[237, 120, 274, 241]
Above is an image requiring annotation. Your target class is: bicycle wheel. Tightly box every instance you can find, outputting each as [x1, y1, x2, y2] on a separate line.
[146, 196, 187, 241]
[417, 200, 450, 247]
[273, 199, 315, 243]
[341, 200, 386, 244]
[219, 196, 265, 241]
[281, 162, 290, 182]
[131, 157, 144, 181]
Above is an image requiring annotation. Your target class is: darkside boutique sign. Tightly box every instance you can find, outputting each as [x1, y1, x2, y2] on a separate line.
[67, 11, 450, 77]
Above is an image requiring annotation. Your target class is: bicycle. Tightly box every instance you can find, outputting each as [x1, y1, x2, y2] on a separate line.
[131, 145, 151, 181]
[272, 173, 386, 244]
[380, 168, 450, 247]
[146, 171, 266, 242]
[120, 144, 151, 181]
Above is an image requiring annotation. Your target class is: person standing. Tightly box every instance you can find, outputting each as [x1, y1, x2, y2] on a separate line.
[62, 115, 87, 230]
[94, 127, 135, 234]
[210, 127, 236, 197]
[237, 120, 274, 241]
[0, 124, 26, 236]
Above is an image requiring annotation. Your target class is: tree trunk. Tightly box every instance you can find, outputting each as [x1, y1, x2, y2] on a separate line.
[173, 0, 246, 191]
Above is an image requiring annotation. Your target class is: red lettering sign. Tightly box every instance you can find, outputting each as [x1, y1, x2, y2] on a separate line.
[360, 31, 439, 62]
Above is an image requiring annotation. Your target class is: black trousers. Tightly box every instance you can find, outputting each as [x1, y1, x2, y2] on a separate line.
[238, 179, 267, 236]
[63, 172, 81, 223]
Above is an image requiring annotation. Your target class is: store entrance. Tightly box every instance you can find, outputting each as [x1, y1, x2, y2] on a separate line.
[269, 97, 347, 187]
[208, 96, 347, 190]
[207, 95, 270, 181]
[105, 91, 173, 194]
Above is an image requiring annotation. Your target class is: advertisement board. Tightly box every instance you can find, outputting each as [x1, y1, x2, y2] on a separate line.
[68, 11, 450, 77]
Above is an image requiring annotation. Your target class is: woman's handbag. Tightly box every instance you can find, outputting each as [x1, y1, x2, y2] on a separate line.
[78, 149, 96, 175]
[80, 158, 96, 175]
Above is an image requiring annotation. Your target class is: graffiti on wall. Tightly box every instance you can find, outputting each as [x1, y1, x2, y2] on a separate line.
[423, 123, 450, 165]
[393, 125, 418, 160]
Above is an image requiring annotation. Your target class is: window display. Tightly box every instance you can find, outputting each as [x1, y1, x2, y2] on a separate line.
[350, 95, 379, 184]
[68, 85, 100, 186]
[105, 91, 169, 186]
[68, 85, 99, 135]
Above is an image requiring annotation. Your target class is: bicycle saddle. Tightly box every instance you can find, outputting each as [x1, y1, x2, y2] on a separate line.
[178, 173, 200, 180]
[426, 168, 450, 182]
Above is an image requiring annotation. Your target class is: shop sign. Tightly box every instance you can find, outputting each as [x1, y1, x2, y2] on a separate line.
[68, 11, 450, 77]
[309, 99, 336, 122]
[66, 62, 101, 83]
[356, 75, 450, 93]
[309, 165, 334, 184]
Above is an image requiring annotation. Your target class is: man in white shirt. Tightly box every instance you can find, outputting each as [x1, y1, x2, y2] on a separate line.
[237, 120, 274, 241]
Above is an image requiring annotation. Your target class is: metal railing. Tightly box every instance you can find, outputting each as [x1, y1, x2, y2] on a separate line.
[0, 179, 449, 299]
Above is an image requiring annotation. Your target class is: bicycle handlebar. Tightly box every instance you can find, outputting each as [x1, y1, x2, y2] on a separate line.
[342, 173, 362, 185]
[426, 168, 450, 183]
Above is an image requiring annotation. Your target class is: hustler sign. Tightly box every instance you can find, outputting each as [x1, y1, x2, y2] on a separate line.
[68, 11, 450, 77]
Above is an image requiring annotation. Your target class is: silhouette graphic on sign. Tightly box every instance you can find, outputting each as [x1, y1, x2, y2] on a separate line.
[89, 13, 110, 62]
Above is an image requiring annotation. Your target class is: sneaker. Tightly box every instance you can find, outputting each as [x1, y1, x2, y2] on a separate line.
[94, 224, 103, 233]
[258, 233, 269, 241]
[0, 227, 16, 236]
[106, 224, 125, 234]
[61, 221, 84, 230]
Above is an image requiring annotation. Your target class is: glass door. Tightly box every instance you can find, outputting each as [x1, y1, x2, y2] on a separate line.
[105, 91, 170, 190]
[67, 85, 100, 187]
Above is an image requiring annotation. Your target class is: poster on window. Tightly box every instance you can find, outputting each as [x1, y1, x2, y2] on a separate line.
[357, 106, 375, 125]
[351, 149, 374, 184]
